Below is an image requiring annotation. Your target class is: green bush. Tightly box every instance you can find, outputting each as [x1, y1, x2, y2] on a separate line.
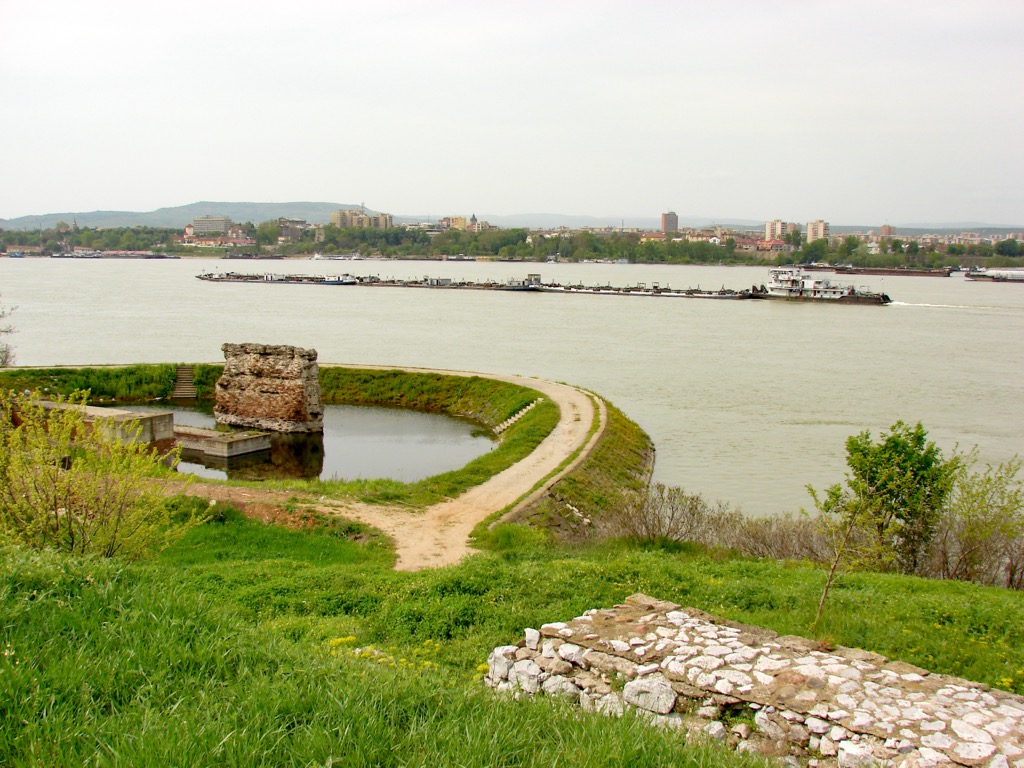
[0, 390, 203, 561]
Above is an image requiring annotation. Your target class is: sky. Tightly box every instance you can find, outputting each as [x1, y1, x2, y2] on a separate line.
[2, 1, 1022, 226]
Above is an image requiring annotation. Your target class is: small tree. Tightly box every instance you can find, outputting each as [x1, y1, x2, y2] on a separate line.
[0, 293, 14, 367]
[843, 421, 957, 575]
[0, 390, 201, 561]
[808, 421, 957, 624]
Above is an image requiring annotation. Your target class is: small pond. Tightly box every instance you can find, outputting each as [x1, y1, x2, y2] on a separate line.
[115, 403, 496, 483]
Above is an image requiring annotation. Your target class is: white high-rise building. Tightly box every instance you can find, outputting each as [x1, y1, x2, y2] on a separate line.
[806, 220, 830, 243]
[765, 219, 786, 240]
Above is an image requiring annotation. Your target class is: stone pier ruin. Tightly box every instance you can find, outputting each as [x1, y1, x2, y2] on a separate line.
[486, 594, 1024, 768]
[214, 343, 324, 433]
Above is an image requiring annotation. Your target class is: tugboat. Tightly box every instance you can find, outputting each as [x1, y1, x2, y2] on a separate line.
[750, 267, 891, 304]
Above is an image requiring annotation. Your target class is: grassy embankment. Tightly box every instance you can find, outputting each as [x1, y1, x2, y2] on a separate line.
[0, 364, 559, 508]
[3, 364, 1024, 765]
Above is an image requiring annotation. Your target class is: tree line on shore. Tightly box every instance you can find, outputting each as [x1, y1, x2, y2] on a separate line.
[2, 223, 1021, 268]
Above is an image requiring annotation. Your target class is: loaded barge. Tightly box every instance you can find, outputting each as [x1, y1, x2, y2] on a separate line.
[197, 268, 892, 304]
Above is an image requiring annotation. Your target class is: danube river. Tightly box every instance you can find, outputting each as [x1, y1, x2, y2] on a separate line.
[2, 257, 1022, 516]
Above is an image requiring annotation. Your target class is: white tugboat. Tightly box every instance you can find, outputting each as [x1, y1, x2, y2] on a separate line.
[751, 267, 891, 304]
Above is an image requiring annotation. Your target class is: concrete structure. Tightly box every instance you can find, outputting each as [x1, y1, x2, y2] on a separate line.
[330, 208, 392, 229]
[277, 217, 309, 241]
[192, 215, 232, 235]
[39, 401, 174, 444]
[806, 219, 830, 243]
[174, 425, 271, 459]
[661, 211, 679, 234]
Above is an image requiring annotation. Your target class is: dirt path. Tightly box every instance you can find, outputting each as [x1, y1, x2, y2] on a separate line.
[180, 369, 605, 571]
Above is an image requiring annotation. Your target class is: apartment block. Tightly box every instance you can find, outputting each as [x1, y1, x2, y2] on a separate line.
[330, 209, 393, 229]
[806, 220, 830, 243]
[192, 215, 232, 235]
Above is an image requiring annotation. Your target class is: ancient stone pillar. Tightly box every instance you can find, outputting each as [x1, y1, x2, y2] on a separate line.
[214, 343, 324, 433]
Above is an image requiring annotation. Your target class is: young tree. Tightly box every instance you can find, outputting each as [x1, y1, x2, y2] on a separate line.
[0, 293, 13, 367]
[0, 390, 201, 561]
[843, 421, 957, 574]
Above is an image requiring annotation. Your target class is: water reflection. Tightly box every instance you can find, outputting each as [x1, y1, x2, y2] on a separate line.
[118, 403, 494, 482]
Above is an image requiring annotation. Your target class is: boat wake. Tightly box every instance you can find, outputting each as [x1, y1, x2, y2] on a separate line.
[892, 301, 1020, 311]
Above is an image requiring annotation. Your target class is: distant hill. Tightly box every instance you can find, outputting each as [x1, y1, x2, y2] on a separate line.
[0, 202, 362, 230]
[0, 204, 763, 232]
[1, 203, 1019, 233]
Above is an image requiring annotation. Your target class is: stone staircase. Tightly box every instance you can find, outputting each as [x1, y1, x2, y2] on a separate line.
[494, 399, 542, 435]
[172, 365, 197, 399]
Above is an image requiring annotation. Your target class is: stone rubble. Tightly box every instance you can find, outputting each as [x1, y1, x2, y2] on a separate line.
[485, 594, 1024, 768]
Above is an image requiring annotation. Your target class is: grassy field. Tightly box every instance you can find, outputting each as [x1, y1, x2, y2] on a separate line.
[4, 364, 1023, 765]
[4, 505, 1024, 766]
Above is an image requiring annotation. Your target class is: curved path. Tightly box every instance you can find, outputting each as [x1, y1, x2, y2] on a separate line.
[183, 367, 606, 571]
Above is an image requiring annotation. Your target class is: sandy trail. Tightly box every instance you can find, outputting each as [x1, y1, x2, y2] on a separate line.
[180, 369, 605, 571]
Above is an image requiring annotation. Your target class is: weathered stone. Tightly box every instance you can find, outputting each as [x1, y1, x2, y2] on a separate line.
[508, 659, 544, 694]
[535, 656, 573, 676]
[837, 741, 875, 767]
[623, 676, 677, 715]
[557, 642, 586, 666]
[820, 736, 838, 756]
[582, 650, 638, 680]
[486, 595, 1024, 768]
[952, 741, 996, 765]
[541, 675, 580, 700]
[215, 343, 323, 432]
[487, 645, 518, 680]
[524, 627, 541, 650]
[705, 721, 728, 741]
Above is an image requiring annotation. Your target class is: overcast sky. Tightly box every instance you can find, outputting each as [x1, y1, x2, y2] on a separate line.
[2, 1, 1021, 225]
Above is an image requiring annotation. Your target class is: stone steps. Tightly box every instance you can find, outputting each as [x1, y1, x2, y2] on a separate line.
[494, 399, 542, 435]
[172, 365, 197, 398]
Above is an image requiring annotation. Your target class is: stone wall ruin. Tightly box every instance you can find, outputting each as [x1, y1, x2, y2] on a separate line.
[214, 343, 324, 433]
[486, 594, 1024, 768]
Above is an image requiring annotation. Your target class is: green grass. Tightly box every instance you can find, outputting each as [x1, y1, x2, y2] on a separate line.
[1, 535, 775, 768]
[0, 364, 178, 402]
[5, 509, 1024, 765]
[498, 398, 653, 537]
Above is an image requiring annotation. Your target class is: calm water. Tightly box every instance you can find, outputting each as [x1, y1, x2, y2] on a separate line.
[116, 403, 495, 483]
[3, 257, 1022, 516]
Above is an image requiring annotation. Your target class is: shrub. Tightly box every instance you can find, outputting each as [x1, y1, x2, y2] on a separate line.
[928, 452, 1024, 588]
[0, 390, 203, 561]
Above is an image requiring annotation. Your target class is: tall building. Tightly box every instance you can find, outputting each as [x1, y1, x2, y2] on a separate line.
[192, 215, 232, 235]
[330, 208, 392, 229]
[880, 224, 895, 237]
[662, 211, 679, 234]
[765, 219, 786, 240]
[806, 220, 830, 243]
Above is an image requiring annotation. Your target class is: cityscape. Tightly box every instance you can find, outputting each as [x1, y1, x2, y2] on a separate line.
[2, 204, 1019, 259]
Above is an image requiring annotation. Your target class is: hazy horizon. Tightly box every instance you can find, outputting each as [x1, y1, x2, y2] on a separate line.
[2, 1, 1021, 224]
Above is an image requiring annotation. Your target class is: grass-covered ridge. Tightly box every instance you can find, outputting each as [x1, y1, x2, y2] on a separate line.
[0, 364, 562, 508]
[498, 397, 653, 539]
[4, 507, 1024, 765]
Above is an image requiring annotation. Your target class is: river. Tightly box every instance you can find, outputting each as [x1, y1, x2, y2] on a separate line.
[2, 256, 1022, 516]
